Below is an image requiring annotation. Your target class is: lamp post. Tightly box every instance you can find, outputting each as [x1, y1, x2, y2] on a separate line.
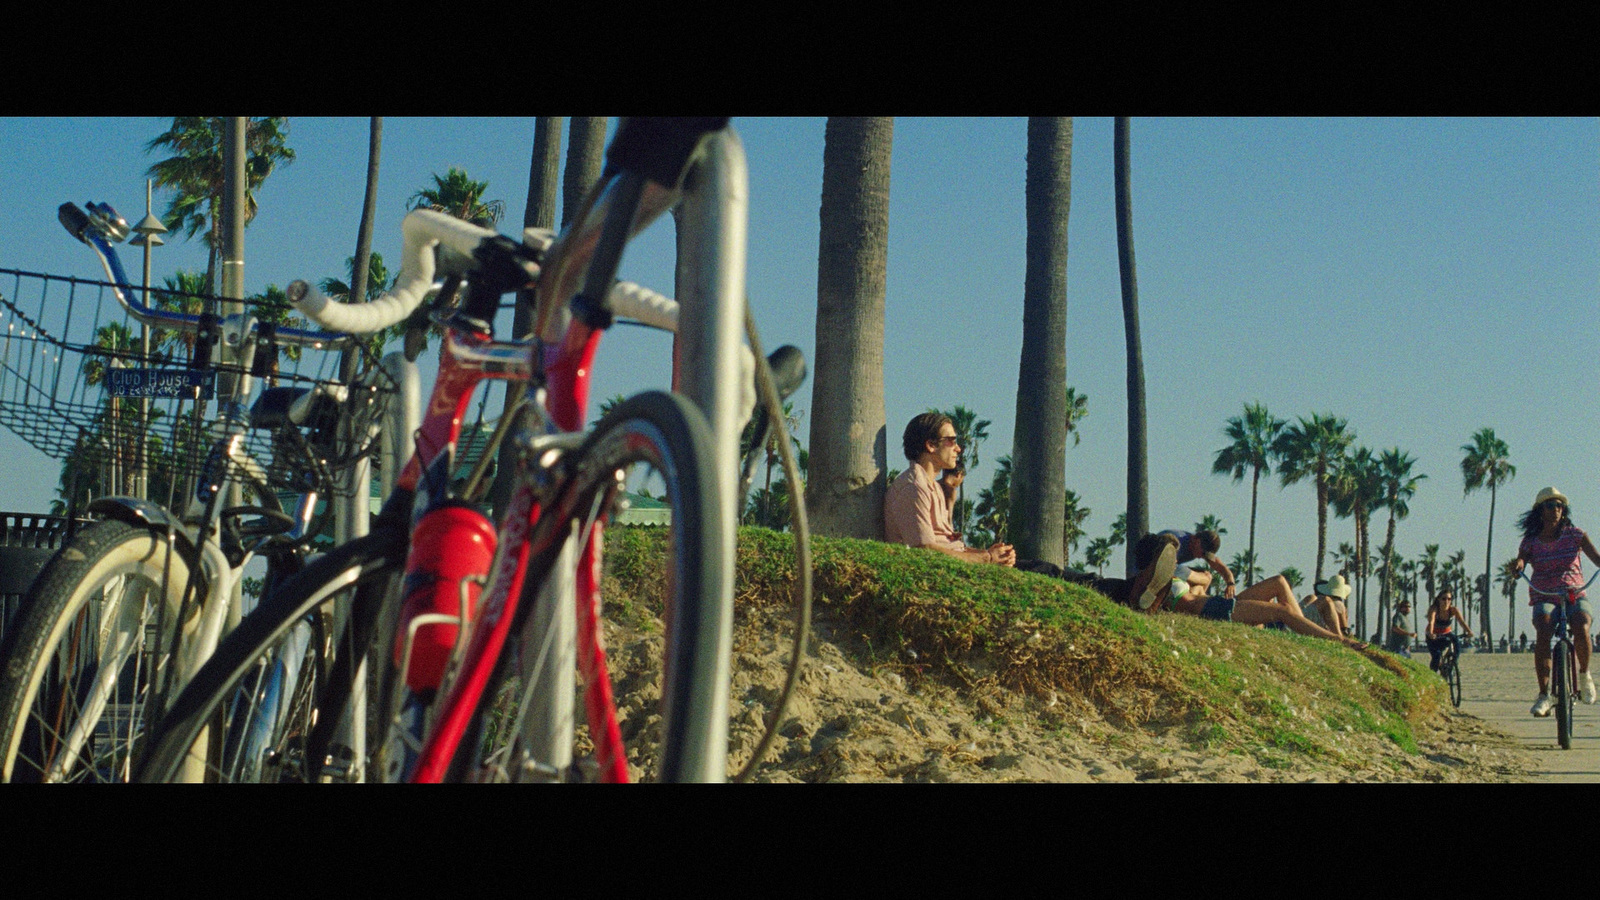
[129, 179, 167, 502]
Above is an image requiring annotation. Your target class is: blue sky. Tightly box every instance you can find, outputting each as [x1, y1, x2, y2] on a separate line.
[1, 116, 1594, 641]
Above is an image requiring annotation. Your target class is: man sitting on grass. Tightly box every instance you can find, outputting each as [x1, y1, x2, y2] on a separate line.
[884, 412, 1175, 609]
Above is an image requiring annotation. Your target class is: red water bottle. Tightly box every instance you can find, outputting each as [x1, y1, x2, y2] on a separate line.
[394, 501, 497, 693]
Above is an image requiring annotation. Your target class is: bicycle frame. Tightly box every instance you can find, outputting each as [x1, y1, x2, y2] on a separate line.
[59, 203, 390, 778]
[401, 128, 747, 783]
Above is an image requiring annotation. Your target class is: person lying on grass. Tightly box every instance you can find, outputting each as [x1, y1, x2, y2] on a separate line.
[884, 411, 1175, 609]
[1154, 566, 1367, 648]
[1302, 574, 1353, 637]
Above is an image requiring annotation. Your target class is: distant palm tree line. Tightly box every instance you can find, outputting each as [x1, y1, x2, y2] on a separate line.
[1208, 403, 1517, 645]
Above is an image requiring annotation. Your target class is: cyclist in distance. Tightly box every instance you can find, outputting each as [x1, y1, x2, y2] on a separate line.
[1510, 487, 1600, 717]
[1424, 587, 1473, 673]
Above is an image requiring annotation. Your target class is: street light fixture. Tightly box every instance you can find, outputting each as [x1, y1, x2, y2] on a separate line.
[128, 179, 167, 501]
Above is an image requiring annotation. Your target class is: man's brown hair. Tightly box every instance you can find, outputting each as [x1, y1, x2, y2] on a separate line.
[902, 412, 952, 462]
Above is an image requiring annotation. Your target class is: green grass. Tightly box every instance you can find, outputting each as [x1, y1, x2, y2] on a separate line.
[603, 525, 1452, 771]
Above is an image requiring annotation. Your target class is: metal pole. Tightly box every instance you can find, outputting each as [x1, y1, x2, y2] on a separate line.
[669, 129, 746, 782]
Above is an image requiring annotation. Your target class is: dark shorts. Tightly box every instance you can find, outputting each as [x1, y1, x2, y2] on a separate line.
[1201, 597, 1235, 622]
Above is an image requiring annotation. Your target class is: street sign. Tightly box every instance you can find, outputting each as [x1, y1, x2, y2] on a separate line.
[105, 368, 216, 400]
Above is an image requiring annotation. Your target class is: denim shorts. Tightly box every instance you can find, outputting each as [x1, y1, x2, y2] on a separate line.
[1201, 597, 1235, 622]
[1533, 597, 1594, 623]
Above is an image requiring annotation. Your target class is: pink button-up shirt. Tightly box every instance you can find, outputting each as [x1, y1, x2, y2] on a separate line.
[884, 465, 964, 552]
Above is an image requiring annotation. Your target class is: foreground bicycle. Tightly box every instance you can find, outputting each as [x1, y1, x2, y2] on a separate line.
[1522, 570, 1600, 750]
[138, 117, 811, 783]
[0, 205, 392, 782]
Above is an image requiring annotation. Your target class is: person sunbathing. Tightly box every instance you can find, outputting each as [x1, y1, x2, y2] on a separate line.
[1156, 571, 1366, 648]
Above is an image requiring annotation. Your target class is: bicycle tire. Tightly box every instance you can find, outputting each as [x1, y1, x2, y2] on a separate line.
[135, 528, 405, 782]
[1555, 639, 1574, 749]
[444, 390, 728, 782]
[0, 519, 202, 783]
[1445, 650, 1462, 708]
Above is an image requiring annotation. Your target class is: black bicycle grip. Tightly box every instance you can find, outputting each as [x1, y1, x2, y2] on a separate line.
[603, 117, 731, 187]
[58, 202, 90, 242]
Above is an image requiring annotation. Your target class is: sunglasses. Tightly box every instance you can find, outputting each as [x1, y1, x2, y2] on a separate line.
[934, 436, 959, 446]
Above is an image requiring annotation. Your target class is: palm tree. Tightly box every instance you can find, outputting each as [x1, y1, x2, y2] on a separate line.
[1062, 489, 1091, 565]
[1230, 549, 1261, 587]
[1419, 543, 1441, 603]
[1446, 548, 1468, 626]
[972, 455, 1014, 547]
[1064, 385, 1089, 448]
[145, 117, 294, 297]
[1375, 447, 1426, 640]
[1273, 412, 1355, 584]
[807, 117, 892, 539]
[1085, 537, 1113, 577]
[1328, 445, 1380, 635]
[408, 167, 504, 227]
[563, 118, 608, 228]
[1194, 514, 1227, 538]
[1009, 117, 1072, 566]
[491, 116, 566, 518]
[1108, 511, 1128, 549]
[1114, 117, 1148, 578]
[342, 117, 383, 387]
[1280, 567, 1305, 592]
[1461, 427, 1515, 647]
[1497, 556, 1521, 639]
[82, 322, 135, 388]
[245, 283, 307, 370]
[1212, 401, 1287, 582]
[938, 404, 991, 524]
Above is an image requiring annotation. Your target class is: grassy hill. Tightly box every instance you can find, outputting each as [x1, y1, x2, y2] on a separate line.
[604, 525, 1512, 779]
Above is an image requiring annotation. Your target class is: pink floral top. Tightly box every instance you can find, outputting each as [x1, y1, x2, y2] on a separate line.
[1520, 525, 1589, 604]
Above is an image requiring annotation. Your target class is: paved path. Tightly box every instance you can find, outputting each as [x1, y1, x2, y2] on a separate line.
[1454, 649, 1600, 782]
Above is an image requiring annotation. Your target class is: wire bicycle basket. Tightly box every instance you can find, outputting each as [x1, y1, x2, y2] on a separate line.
[0, 267, 398, 510]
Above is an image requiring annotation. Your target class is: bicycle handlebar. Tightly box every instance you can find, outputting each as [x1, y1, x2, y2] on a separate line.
[286, 208, 683, 336]
[60, 201, 347, 349]
[1518, 569, 1600, 597]
[285, 209, 499, 335]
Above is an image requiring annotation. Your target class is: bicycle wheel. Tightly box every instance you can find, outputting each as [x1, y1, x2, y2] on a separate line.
[1555, 639, 1575, 749]
[445, 390, 728, 783]
[135, 528, 405, 782]
[1445, 650, 1462, 708]
[0, 519, 201, 783]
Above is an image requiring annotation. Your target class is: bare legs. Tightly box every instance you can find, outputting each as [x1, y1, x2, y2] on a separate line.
[1235, 575, 1302, 616]
[1229, 597, 1360, 645]
[1534, 609, 1594, 695]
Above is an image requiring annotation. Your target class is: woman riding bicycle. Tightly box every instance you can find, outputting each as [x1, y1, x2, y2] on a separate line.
[1424, 587, 1473, 673]
[1510, 487, 1600, 717]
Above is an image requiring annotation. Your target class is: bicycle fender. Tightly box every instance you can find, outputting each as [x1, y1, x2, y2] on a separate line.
[84, 496, 204, 563]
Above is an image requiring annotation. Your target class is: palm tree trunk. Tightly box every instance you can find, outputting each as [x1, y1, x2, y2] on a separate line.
[1248, 466, 1260, 583]
[563, 118, 608, 229]
[345, 117, 382, 384]
[1114, 117, 1148, 578]
[807, 117, 892, 539]
[1008, 117, 1071, 565]
[1314, 476, 1329, 585]
[1484, 483, 1497, 644]
[489, 116, 563, 517]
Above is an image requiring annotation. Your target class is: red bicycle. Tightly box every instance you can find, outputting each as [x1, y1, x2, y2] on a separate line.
[136, 117, 810, 783]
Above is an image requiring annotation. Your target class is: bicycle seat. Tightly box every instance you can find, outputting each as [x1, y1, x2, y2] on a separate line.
[250, 386, 312, 430]
[251, 386, 340, 436]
